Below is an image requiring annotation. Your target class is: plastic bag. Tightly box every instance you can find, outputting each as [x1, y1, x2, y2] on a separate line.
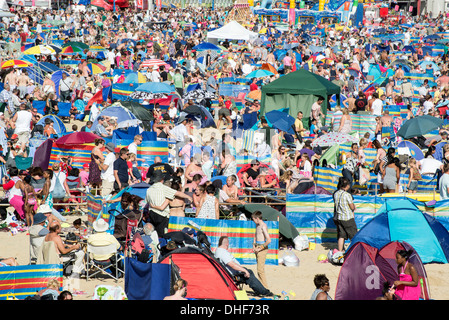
[293, 234, 309, 251]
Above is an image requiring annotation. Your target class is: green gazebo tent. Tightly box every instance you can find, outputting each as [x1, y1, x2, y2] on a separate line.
[260, 69, 341, 129]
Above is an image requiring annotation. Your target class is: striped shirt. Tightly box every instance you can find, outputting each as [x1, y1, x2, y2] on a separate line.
[145, 182, 177, 218]
[333, 189, 354, 221]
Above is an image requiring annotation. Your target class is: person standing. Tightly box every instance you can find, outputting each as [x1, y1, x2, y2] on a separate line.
[333, 177, 356, 253]
[251, 210, 271, 290]
[145, 171, 192, 237]
[28, 211, 49, 264]
[97, 142, 116, 197]
[113, 148, 130, 192]
[439, 163, 449, 200]
[11, 103, 32, 153]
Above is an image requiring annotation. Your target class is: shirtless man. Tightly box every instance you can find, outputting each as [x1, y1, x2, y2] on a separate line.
[252, 210, 271, 289]
[17, 70, 31, 99]
[4, 69, 18, 91]
[380, 110, 393, 128]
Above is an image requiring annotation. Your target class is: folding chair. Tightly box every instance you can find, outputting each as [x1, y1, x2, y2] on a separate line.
[57, 102, 72, 121]
[86, 243, 124, 282]
[125, 219, 139, 257]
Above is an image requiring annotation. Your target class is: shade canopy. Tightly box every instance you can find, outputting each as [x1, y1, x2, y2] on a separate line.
[260, 69, 341, 127]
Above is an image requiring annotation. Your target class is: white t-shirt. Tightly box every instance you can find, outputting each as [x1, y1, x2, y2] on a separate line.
[420, 158, 442, 175]
[101, 152, 116, 182]
[14, 110, 32, 134]
[50, 171, 67, 192]
[128, 142, 138, 156]
[371, 99, 383, 116]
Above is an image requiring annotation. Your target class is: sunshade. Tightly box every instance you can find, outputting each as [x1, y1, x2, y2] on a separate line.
[23, 45, 56, 55]
[140, 59, 168, 69]
[246, 89, 261, 101]
[265, 109, 296, 135]
[61, 45, 84, 55]
[396, 115, 443, 139]
[245, 69, 274, 79]
[54, 131, 100, 146]
[62, 41, 89, 50]
[87, 62, 107, 75]
[1, 59, 32, 69]
[89, 45, 107, 52]
[310, 132, 359, 148]
[183, 89, 215, 100]
[135, 82, 175, 93]
[240, 203, 300, 240]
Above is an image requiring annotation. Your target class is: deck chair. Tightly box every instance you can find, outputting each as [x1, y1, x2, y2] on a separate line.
[125, 219, 139, 257]
[32, 100, 46, 115]
[86, 243, 124, 282]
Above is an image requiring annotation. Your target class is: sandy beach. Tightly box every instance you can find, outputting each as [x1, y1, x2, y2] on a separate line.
[2, 213, 449, 301]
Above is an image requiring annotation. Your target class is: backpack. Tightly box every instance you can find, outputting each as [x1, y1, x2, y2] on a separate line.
[52, 172, 66, 199]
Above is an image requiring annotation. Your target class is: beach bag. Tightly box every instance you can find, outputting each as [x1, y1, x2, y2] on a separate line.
[52, 172, 66, 199]
[327, 249, 344, 265]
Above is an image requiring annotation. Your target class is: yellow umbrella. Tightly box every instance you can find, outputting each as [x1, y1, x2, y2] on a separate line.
[1, 59, 32, 69]
[23, 45, 55, 55]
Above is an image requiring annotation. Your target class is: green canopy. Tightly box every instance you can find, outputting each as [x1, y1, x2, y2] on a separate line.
[240, 204, 299, 241]
[260, 69, 341, 129]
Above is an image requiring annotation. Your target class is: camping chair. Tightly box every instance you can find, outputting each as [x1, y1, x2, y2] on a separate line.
[125, 219, 139, 258]
[15, 156, 33, 170]
[86, 243, 124, 282]
[57, 102, 72, 121]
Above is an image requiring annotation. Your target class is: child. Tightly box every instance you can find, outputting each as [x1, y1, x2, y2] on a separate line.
[128, 153, 142, 183]
[309, 118, 320, 138]
[79, 163, 89, 187]
[223, 175, 238, 199]
[407, 158, 421, 194]
[23, 175, 38, 227]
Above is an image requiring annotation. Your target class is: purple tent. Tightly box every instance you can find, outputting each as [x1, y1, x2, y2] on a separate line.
[335, 242, 399, 300]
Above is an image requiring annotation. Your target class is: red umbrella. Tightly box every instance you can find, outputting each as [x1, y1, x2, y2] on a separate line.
[55, 132, 100, 146]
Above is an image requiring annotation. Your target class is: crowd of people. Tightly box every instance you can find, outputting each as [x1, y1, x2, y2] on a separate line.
[0, 3, 447, 301]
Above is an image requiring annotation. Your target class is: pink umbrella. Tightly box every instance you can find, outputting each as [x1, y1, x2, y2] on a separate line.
[55, 132, 100, 146]
[140, 59, 168, 69]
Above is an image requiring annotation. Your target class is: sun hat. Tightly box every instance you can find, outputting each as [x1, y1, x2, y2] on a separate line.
[33, 212, 47, 225]
[105, 142, 115, 152]
[93, 218, 109, 233]
[36, 204, 52, 214]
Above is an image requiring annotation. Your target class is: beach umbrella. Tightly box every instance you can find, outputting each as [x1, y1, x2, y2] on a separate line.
[140, 59, 168, 69]
[61, 45, 84, 55]
[239, 203, 300, 241]
[246, 89, 261, 101]
[245, 69, 274, 79]
[23, 45, 56, 55]
[43, 20, 65, 26]
[1, 59, 32, 69]
[396, 115, 444, 139]
[87, 62, 107, 75]
[135, 82, 175, 94]
[89, 45, 107, 52]
[265, 110, 296, 135]
[388, 59, 414, 71]
[192, 42, 221, 51]
[419, 60, 440, 72]
[62, 41, 89, 50]
[260, 63, 278, 75]
[310, 132, 359, 148]
[183, 89, 215, 100]
[54, 131, 100, 145]
[423, 34, 441, 42]
[129, 91, 167, 100]
[48, 44, 62, 54]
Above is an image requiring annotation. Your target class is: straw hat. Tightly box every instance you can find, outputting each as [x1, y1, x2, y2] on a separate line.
[93, 218, 109, 233]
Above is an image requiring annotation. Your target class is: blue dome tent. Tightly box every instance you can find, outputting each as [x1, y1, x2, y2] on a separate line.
[36, 115, 67, 137]
[347, 198, 449, 264]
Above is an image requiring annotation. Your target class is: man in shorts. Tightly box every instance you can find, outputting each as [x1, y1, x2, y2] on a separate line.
[333, 177, 357, 253]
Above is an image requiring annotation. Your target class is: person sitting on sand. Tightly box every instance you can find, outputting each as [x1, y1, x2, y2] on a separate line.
[163, 279, 188, 300]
